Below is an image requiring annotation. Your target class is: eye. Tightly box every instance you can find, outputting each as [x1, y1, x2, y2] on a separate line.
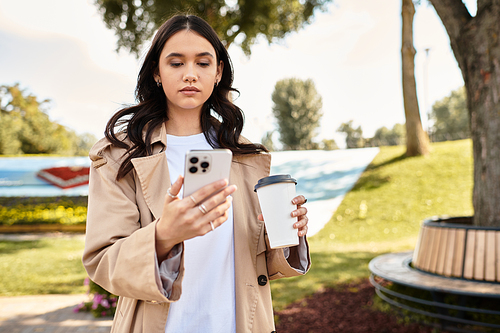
[198, 62, 210, 67]
[170, 62, 183, 67]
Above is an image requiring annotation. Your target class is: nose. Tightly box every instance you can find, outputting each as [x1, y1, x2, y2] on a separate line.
[183, 64, 198, 83]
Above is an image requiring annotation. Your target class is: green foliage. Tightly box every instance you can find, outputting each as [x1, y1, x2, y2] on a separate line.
[430, 86, 469, 142]
[320, 138, 338, 150]
[0, 84, 97, 156]
[261, 130, 276, 151]
[0, 196, 88, 226]
[337, 120, 364, 148]
[0, 237, 87, 296]
[94, 0, 331, 56]
[272, 78, 323, 150]
[371, 123, 406, 147]
[271, 139, 473, 311]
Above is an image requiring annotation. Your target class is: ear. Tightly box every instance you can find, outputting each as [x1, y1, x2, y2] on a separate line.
[216, 60, 224, 83]
[153, 64, 160, 82]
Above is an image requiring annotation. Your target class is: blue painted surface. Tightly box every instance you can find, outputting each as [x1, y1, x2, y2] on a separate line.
[0, 157, 90, 197]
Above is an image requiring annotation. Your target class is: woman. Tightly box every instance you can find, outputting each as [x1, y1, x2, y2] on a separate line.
[83, 14, 310, 333]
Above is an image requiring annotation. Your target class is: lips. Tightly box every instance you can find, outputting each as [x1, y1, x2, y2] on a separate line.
[180, 86, 200, 92]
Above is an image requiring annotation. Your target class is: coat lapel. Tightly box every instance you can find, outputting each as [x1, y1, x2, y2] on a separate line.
[131, 124, 170, 220]
[132, 153, 171, 220]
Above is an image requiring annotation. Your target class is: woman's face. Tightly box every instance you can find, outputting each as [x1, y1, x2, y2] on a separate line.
[155, 30, 223, 116]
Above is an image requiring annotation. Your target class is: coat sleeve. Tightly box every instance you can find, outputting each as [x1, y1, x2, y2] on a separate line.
[265, 234, 311, 280]
[82, 139, 183, 303]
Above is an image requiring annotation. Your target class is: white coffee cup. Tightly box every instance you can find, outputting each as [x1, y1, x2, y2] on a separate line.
[254, 174, 299, 249]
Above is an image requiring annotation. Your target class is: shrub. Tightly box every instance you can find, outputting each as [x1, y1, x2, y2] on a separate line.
[74, 277, 117, 318]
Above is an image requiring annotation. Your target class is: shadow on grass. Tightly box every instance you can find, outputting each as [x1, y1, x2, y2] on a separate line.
[271, 250, 377, 311]
[366, 152, 408, 171]
[0, 240, 44, 255]
[350, 173, 392, 192]
[348, 152, 408, 192]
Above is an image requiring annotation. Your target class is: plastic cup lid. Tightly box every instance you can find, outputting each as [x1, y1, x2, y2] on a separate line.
[254, 174, 297, 192]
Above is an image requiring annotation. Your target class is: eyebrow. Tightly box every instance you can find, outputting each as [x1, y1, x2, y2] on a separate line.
[165, 52, 214, 58]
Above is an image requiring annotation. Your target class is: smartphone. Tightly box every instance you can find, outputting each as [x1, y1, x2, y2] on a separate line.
[183, 149, 233, 198]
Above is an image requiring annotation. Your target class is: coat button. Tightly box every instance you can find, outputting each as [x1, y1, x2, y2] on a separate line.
[258, 275, 268, 286]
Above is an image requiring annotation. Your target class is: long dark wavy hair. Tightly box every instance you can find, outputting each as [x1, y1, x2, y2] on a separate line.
[105, 14, 268, 180]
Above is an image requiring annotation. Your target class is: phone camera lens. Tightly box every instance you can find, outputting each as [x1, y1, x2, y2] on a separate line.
[189, 166, 197, 173]
[200, 162, 209, 168]
[190, 157, 199, 164]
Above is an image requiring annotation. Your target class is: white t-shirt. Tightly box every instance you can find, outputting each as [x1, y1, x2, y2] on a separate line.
[164, 133, 236, 333]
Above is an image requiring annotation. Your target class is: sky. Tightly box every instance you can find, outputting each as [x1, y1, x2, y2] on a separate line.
[0, 0, 477, 148]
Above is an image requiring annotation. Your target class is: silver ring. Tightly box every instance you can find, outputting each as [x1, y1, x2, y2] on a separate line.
[167, 188, 178, 199]
[209, 221, 214, 231]
[198, 204, 208, 214]
[189, 195, 197, 205]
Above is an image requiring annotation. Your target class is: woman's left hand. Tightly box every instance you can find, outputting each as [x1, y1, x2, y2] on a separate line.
[257, 194, 308, 237]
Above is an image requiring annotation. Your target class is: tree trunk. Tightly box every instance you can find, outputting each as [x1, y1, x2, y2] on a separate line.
[402, 0, 430, 156]
[430, 0, 500, 227]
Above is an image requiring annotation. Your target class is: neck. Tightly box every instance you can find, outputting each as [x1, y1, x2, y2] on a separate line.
[166, 108, 203, 136]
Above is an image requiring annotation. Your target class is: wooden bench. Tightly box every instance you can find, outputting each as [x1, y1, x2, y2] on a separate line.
[412, 217, 500, 281]
[369, 217, 500, 332]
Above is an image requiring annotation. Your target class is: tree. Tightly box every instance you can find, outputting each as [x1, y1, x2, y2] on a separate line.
[261, 130, 276, 152]
[401, 0, 430, 156]
[372, 123, 406, 146]
[0, 84, 97, 156]
[428, 0, 500, 227]
[430, 86, 469, 142]
[337, 120, 364, 149]
[94, 0, 331, 56]
[271, 78, 323, 150]
[321, 138, 338, 150]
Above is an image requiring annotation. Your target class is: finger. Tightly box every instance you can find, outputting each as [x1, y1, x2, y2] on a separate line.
[171, 175, 184, 196]
[202, 196, 232, 222]
[257, 213, 264, 221]
[192, 179, 229, 204]
[165, 176, 184, 202]
[292, 195, 307, 206]
[291, 206, 308, 218]
[200, 197, 233, 233]
[201, 185, 237, 212]
[211, 206, 231, 229]
[298, 225, 308, 237]
[294, 215, 308, 229]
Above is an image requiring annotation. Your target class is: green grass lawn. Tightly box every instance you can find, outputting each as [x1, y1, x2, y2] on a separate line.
[0, 236, 87, 296]
[0, 140, 474, 311]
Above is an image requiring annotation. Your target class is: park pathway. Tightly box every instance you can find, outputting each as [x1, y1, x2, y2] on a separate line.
[0, 147, 379, 332]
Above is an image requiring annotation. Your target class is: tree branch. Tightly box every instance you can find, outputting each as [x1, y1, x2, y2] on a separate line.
[428, 0, 472, 43]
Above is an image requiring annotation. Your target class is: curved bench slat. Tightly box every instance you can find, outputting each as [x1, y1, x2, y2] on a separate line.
[485, 231, 496, 282]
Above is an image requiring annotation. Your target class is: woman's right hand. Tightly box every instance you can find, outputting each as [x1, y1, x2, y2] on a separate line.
[155, 175, 237, 260]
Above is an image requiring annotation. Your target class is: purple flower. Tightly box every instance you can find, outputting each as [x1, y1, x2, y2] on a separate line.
[73, 302, 84, 313]
[92, 294, 104, 310]
[100, 298, 110, 309]
[84, 277, 90, 286]
[101, 311, 107, 317]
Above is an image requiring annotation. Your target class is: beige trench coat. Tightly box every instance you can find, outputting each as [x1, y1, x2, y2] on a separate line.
[82, 124, 310, 333]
